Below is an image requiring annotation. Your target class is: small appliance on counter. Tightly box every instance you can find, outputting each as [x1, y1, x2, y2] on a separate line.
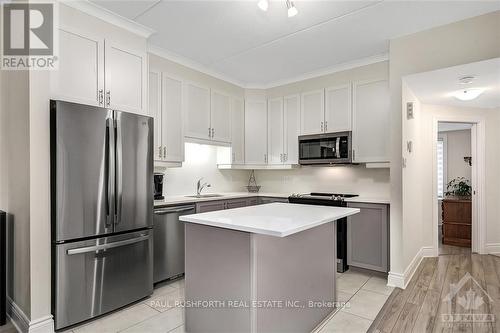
[154, 172, 165, 200]
[288, 192, 358, 273]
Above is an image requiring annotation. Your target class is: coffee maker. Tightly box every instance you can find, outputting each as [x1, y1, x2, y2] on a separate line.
[154, 173, 164, 200]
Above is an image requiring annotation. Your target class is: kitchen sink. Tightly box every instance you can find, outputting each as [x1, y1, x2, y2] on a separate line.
[185, 194, 224, 198]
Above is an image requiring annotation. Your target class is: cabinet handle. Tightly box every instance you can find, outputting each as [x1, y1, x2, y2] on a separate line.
[106, 91, 111, 107]
[163, 146, 167, 159]
[321, 121, 324, 132]
[264, 154, 267, 163]
[208, 127, 211, 138]
[211, 128, 215, 138]
[158, 146, 162, 159]
[284, 153, 287, 162]
[98, 89, 104, 105]
[280, 153, 283, 162]
[232, 152, 235, 163]
[325, 121, 328, 132]
[352, 149, 355, 161]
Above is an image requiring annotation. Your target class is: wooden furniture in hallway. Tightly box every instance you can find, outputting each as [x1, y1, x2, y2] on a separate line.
[442, 198, 471, 247]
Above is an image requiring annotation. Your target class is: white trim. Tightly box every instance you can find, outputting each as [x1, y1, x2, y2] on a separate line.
[62, 0, 155, 38]
[387, 246, 435, 289]
[28, 316, 54, 333]
[485, 243, 500, 255]
[431, 115, 486, 255]
[248, 53, 389, 89]
[148, 45, 389, 90]
[148, 45, 246, 88]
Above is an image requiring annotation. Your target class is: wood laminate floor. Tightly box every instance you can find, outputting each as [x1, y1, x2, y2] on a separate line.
[369, 254, 500, 333]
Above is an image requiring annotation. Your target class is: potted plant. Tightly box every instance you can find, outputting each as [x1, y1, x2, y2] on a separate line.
[445, 177, 472, 199]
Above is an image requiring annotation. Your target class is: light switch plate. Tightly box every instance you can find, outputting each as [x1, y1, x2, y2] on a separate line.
[407, 102, 414, 119]
[407, 141, 413, 153]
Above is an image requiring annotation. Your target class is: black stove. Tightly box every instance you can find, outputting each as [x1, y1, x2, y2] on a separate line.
[288, 192, 358, 273]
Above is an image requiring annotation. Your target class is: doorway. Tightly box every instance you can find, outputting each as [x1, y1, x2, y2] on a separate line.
[436, 122, 473, 255]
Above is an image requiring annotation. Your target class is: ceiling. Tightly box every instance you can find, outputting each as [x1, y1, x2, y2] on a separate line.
[438, 122, 473, 132]
[90, 0, 500, 87]
[404, 58, 500, 109]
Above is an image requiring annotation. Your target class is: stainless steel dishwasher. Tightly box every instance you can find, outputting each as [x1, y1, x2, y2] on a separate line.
[153, 205, 195, 283]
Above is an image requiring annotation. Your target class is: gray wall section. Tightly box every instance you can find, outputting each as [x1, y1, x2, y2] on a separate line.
[0, 69, 31, 318]
[184, 222, 336, 333]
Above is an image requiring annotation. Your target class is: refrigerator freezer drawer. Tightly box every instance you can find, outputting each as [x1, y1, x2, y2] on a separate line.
[54, 230, 153, 330]
[153, 205, 195, 283]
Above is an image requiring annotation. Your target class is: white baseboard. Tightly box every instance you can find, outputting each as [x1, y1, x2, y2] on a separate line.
[387, 246, 436, 289]
[485, 243, 500, 255]
[7, 297, 54, 333]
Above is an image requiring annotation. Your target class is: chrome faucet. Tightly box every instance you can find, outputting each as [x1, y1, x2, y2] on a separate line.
[196, 178, 211, 196]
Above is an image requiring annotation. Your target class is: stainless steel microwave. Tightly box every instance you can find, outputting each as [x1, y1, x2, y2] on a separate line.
[298, 131, 352, 165]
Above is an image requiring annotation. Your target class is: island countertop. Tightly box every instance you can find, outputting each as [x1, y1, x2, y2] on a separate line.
[179, 202, 360, 237]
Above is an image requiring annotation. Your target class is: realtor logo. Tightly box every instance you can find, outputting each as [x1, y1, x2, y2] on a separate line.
[1, 1, 58, 70]
[441, 272, 494, 324]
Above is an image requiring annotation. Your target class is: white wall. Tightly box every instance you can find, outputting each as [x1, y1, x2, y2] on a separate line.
[389, 10, 500, 276]
[420, 105, 500, 252]
[159, 143, 249, 196]
[439, 129, 472, 184]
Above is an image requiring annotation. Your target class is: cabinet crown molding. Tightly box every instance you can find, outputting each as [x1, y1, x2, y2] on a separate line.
[63, 0, 155, 38]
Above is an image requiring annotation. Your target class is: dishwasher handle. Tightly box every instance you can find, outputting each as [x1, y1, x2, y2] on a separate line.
[154, 206, 195, 215]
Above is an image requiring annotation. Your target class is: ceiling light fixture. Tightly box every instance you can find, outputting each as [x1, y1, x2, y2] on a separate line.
[257, 0, 269, 12]
[451, 88, 485, 101]
[458, 76, 475, 85]
[286, 0, 298, 17]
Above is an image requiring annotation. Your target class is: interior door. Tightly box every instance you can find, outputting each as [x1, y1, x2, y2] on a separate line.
[114, 111, 153, 233]
[184, 82, 211, 140]
[105, 41, 147, 114]
[284, 94, 300, 164]
[50, 26, 104, 107]
[231, 97, 245, 164]
[301, 89, 325, 135]
[325, 84, 351, 132]
[52, 101, 113, 242]
[267, 98, 284, 164]
[162, 74, 184, 162]
[148, 70, 163, 161]
[210, 90, 232, 142]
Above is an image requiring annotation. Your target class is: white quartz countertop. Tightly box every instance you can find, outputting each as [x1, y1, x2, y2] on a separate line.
[179, 203, 360, 237]
[154, 192, 389, 207]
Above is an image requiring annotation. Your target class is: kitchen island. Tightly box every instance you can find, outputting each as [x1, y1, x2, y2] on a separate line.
[180, 203, 360, 333]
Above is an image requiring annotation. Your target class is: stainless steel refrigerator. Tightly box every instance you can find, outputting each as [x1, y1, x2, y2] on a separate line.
[50, 100, 154, 330]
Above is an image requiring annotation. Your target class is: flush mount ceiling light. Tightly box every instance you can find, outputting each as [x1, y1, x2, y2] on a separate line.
[257, 0, 298, 17]
[257, 0, 269, 12]
[451, 88, 485, 101]
[458, 76, 475, 85]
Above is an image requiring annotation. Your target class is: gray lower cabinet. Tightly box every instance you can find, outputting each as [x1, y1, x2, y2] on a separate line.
[195, 201, 226, 213]
[226, 198, 248, 209]
[247, 197, 260, 206]
[259, 197, 289, 204]
[347, 202, 389, 273]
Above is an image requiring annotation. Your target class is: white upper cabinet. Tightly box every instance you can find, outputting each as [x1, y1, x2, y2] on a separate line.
[149, 70, 163, 161]
[162, 75, 184, 162]
[325, 84, 351, 133]
[352, 79, 390, 163]
[284, 94, 301, 164]
[184, 82, 211, 140]
[105, 41, 147, 114]
[231, 98, 245, 164]
[267, 98, 284, 165]
[245, 100, 268, 164]
[300, 89, 325, 135]
[50, 26, 104, 107]
[210, 90, 232, 143]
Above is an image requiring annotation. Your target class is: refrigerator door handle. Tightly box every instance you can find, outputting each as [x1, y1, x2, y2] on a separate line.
[66, 234, 150, 255]
[106, 116, 116, 228]
[115, 116, 123, 226]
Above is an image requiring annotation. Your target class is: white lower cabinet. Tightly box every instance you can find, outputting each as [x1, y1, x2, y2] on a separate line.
[352, 79, 390, 163]
[347, 202, 389, 272]
[148, 71, 184, 163]
[231, 98, 245, 164]
[245, 100, 268, 164]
